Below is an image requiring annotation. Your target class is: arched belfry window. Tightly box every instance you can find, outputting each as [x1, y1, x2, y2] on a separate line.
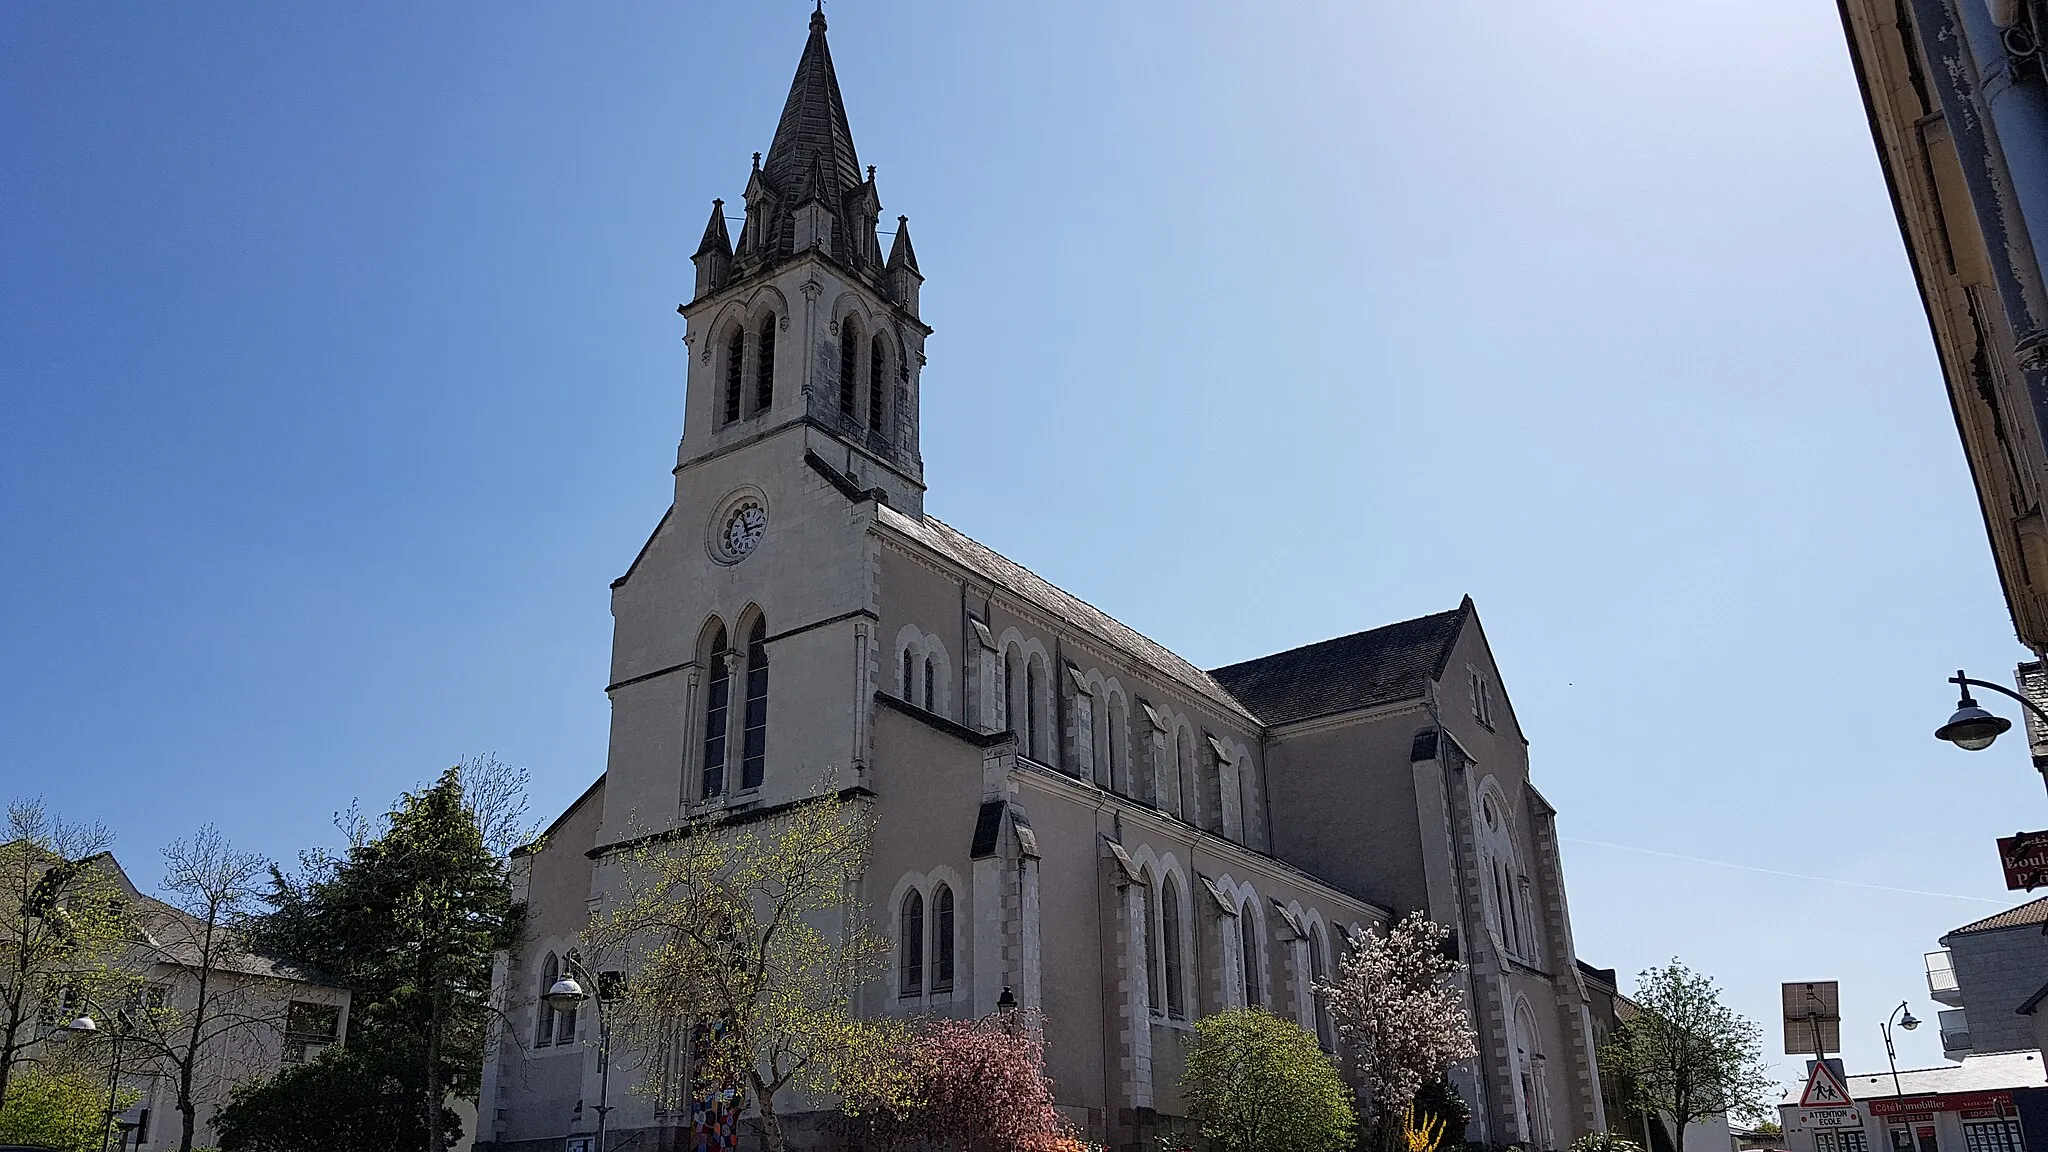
[868, 333, 888, 435]
[754, 318, 776, 413]
[723, 328, 745, 425]
[838, 318, 860, 421]
[932, 884, 955, 993]
[535, 952, 559, 1045]
[740, 617, 769, 791]
[1161, 879, 1185, 1019]
[701, 623, 731, 799]
[899, 890, 925, 996]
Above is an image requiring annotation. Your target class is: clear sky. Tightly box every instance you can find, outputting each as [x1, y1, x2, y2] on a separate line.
[3, 0, 2036, 1086]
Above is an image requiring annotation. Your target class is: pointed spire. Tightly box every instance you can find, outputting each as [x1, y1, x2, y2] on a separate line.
[694, 199, 732, 259]
[886, 215, 920, 275]
[762, 6, 861, 199]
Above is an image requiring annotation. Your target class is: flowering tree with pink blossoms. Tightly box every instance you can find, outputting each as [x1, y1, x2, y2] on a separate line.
[840, 1013, 1079, 1152]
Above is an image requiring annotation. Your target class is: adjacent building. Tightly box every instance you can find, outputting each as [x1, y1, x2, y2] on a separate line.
[1777, 1052, 2045, 1152]
[22, 852, 351, 1151]
[477, 13, 1606, 1151]
[1835, 0, 2048, 655]
[1927, 896, 2048, 1065]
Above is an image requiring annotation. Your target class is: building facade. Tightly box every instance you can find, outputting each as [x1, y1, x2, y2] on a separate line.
[1836, 0, 2048, 655]
[21, 853, 352, 1151]
[1927, 896, 2048, 1064]
[1777, 1052, 2046, 1152]
[478, 13, 1605, 1151]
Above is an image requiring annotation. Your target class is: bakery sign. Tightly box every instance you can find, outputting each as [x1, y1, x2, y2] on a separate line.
[1869, 1091, 2012, 1117]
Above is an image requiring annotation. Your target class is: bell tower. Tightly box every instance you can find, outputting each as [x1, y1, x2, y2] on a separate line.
[678, 7, 928, 515]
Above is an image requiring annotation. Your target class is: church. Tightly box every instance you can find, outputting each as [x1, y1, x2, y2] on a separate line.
[479, 12, 1606, 1151]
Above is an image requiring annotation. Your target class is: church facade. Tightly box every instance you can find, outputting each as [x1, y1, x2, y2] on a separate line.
[478, 13, 1606, 1152]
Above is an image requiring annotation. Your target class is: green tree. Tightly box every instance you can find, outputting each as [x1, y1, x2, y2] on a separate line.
[213, 1044, 461, 1152]
[229, 763, 523, 1152]
[1180, 1007, 1355, 1152]
[587, 792, 890, 1152]
[0, 798, 135, 1111]
[1601, 960, 1776, 1152]
[0, 1063, 137, 1152]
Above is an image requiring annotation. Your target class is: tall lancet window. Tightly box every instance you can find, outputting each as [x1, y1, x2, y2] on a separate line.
[923, 657, 936, 713]
[723, 328, 745, 425]
[931, 884, 955, 992]
[740, 617, 769, 790]
[903, 649, 916, 702]
[1161, 880, 1185, 1019]
[754, 319, 776, 413]
[868, 334, 888, 436]
[1239, 907, 1262, 1008]
[899, 890, 924, 996]
[838, 320, 860, 421]
[701, 624, 730, 799]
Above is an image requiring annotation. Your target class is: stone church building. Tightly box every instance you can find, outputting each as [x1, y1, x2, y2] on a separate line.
[479, 12, 1606, 1151]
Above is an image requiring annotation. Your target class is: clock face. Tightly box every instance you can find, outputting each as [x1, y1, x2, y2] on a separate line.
[724, 504, 766, 558]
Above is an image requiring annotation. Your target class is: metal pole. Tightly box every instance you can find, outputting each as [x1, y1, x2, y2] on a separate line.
[100, 1029, 121, 1152]
[1883, 1019, 1903, 1098]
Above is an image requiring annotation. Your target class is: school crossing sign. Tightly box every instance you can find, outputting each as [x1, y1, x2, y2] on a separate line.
[1799, 1060, 1859, 1126]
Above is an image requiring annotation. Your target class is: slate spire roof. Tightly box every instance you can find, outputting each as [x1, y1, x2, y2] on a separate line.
[763, 7, 862, 202]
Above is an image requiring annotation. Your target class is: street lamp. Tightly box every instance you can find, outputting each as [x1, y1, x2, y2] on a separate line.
[545, 960, 613, 1152]
[1933, 671, 2048, 795]
[1882, 1001, 1921, 1099]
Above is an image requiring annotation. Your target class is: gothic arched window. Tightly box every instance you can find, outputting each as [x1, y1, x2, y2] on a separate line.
[899, 890, 924, 996]
[1239, 905, 1262, 1008]
[754, 318, 776, 413]
[723, 327, 745, 425]
[535, 952, 559, 1046]
[903, 648, 916, 702]
[838, 319, 860, 421]
[701, 623, 730, 799]
[1309, 923, 1331, 1047]
[1143, 878, 1163, 1016]
[932, 884, 955, 993]
[740, 617, 769, 791]
[868, 334, 888, 436]
[1161, 879, 1185, 1020]
[1003, 652, 1018, 733]
[1025, 658, 1043, 761]
[1174, 732, 1193, 823]
[923, 657, 936, 713]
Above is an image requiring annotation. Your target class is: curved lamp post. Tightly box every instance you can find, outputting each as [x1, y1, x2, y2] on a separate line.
[54, 1004, 131, 1152]
[1935, 670, 2048, 793]
[1881, 1001, 1920, 1098]
[545, 960, 612, 1152]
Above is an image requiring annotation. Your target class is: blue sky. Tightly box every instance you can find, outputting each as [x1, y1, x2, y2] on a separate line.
[3, 0, 2036, 1083]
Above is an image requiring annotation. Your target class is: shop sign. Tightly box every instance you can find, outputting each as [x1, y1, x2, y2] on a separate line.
[1998, 830, 2048, 890]
[1870, 1091, 2012, 1117]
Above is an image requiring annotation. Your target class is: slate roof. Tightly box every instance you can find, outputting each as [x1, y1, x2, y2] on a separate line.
[877, 508, 1256, 720]
[1207, 599, 1473, 726]
[1778, 1051, 2048, 1104]
[1948, 895, 2048, 936]
[763, 9, 862, 197]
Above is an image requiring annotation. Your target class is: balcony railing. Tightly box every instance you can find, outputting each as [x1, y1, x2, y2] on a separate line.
[1926, 949, 1962, 1005]
[1939, 1008, 1971, 1056]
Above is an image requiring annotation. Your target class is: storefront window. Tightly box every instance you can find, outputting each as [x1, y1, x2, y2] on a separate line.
[1961, 1120, 2022, 1152]
[1817, 1131, 1871, 1152]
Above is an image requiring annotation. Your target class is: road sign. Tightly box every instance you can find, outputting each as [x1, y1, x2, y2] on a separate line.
[1804, 1109, 1862, 1128]
[1997, 830, 2048, 890]
[1783, 981, 1842, 1056]
[1799, 1060, 1855, 1109]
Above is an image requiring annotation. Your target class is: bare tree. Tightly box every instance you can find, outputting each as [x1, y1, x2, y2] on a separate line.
[0, 798, 132, 1110]
[119, 826, 275, 1152]
[459, 753, 539, 858]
